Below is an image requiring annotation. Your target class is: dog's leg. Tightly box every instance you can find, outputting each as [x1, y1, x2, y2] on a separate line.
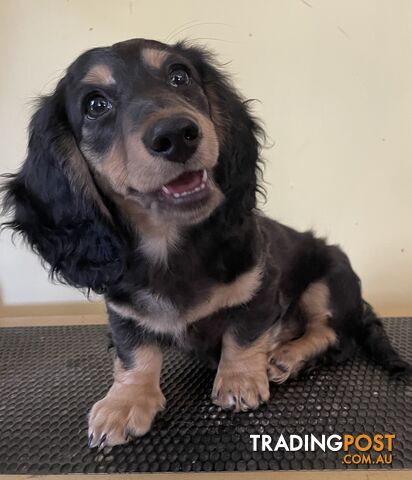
[88, 344, 165, 448]
[268, 281, 337, 383]
[212, 329, 270, 412]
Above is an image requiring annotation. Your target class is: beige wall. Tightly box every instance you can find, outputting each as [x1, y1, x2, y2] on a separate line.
[0, 0, 411, 315]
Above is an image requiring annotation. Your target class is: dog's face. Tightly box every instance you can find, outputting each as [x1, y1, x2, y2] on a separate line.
[67, 39, 222, 225]
[3, 38, 262, 292]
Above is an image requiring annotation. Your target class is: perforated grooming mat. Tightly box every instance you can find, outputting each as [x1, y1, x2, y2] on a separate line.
[0, 318, 411, 474]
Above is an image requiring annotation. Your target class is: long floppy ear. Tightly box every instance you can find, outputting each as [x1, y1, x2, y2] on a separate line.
[176, 43, 265, 224]
[1, 79, 127, 293]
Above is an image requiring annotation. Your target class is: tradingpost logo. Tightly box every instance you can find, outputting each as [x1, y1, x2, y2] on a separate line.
[250, 433, 395, 465]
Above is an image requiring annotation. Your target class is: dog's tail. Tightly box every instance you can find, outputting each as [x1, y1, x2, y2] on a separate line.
[355, 301, 411, 377]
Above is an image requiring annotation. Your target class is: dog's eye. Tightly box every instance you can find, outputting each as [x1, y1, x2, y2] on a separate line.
[85, 94, 112, 119]
[168, 65, 191, 87]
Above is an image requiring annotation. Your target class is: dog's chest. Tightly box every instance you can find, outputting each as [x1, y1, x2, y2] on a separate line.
[108, 263, 262, 338]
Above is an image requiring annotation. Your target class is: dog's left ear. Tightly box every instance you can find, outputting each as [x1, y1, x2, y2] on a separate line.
[206, 82, 263, 222]
[1, 78, 127, 293]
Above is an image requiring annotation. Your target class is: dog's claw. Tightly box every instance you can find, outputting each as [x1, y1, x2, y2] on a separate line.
[212, 369, 270, 412]
[275, 361, 289, 373]
[98, 433, 107, 450]
[88, 433, 94, 448]
[268, 360, 291, 384]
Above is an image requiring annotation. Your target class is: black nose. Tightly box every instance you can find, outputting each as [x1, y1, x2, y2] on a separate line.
[143, 117, 200, 163]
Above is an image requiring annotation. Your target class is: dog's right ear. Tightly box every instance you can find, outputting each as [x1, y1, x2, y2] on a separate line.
[1, 78, 127, 294]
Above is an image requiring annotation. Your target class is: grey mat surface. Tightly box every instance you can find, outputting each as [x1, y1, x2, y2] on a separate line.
[0, 318, 411, 474]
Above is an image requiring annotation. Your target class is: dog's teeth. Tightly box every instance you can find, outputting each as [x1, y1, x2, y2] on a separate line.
[163, 171, 208, 200]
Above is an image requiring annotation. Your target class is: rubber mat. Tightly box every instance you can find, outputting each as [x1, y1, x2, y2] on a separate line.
[0, 318, 411, 474]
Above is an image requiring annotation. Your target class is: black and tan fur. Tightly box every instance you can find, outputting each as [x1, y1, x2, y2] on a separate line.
[1, 39, 409, 448]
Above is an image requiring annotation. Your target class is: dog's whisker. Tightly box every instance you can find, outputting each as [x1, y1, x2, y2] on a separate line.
[164, 21, 234, 44]
[164, 19, 202, 43]
[183, 36, 241, 45]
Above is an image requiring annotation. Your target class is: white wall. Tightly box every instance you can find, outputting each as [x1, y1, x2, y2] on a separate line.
[0, 0, 411, 314]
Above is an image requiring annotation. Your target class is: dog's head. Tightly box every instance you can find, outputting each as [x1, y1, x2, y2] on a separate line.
[2, 39, 263, 292]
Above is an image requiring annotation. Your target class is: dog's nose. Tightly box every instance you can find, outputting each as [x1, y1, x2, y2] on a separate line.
[143, 117, 200, 163]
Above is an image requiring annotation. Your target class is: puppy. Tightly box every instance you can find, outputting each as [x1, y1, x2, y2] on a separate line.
[1, 38, 409, 448]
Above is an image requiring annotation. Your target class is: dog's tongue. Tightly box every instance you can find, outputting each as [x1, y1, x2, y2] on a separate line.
[163, 170, 203, 194]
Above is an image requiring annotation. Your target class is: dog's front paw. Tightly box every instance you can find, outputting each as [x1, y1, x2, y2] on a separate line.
[212, 369, 269, 412]
[88, 383, 165, 448]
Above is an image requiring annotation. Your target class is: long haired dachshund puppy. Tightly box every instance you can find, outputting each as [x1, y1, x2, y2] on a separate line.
[2, 39, 409, 448]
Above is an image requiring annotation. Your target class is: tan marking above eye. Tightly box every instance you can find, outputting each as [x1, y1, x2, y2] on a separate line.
[141, 48, 169, 69]
[82, 64, 115, 85]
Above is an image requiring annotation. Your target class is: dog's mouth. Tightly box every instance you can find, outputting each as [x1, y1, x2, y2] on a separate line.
[127, 168, 222, 222]
[159, 169, 209, 205]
